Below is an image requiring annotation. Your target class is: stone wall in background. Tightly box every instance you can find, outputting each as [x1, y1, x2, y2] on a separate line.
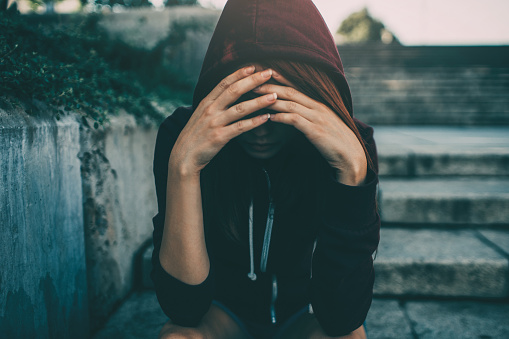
[0, 102, 89, 338]
[97, 7, 220, 85]
[79, 113, 158, 332]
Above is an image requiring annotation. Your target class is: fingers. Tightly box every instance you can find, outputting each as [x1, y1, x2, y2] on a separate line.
[214, 68, 274, 109]
[205, 65, 256, 103]
[266, 99, 313, 121]
[223, 112, 271, 140]
[218, 92, 278, 126]
[253, 83, 317, 109]
[268, 112, 314, 135]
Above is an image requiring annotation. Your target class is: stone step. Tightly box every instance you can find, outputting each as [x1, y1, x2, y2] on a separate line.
[378, 146, 509, 177]
[140, 229, 509, 299]
[373, 228, 509, 298]
[378, 177, 509, 225]
[338, 45, 509, 68]
[375, 126, 509, 176]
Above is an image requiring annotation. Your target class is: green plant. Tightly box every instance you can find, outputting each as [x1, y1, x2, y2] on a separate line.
[0, 12, 192, 128]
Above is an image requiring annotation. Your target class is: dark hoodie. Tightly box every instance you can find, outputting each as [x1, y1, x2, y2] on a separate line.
[151, 0, 380, 336]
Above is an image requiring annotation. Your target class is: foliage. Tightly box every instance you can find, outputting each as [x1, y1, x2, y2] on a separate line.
[337, 8, 398, 44]
[82, 0, 197, 9]
[0, 11, 192, 128]
[165, 0, 197, 5]
[90, 0, 152, 9]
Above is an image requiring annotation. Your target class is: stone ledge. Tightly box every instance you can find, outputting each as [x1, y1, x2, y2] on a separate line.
[375, 126, 509, 176]
[374, 228, 509, 298]
[379, 178, 509, 225]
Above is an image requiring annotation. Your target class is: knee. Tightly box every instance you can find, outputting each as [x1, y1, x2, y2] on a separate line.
[158, 320, 206, 339]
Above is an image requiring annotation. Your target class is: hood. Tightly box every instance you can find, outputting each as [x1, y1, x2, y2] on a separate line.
[192, 0, 354, 116]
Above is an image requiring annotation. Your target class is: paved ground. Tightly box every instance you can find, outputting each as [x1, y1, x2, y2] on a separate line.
[93, 291, 509, 339]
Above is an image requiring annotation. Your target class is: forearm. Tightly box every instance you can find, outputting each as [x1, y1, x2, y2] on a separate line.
[158, 161, 210, 285]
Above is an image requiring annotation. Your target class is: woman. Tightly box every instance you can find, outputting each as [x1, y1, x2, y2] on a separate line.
[151, 0, 380, 338]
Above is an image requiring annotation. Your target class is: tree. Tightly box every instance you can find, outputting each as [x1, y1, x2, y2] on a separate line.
[337, 8, 399, 44]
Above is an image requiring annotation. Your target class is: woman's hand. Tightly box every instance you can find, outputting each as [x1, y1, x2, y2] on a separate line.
[169, 66, 277, 176]
[253, 71, 367, 186]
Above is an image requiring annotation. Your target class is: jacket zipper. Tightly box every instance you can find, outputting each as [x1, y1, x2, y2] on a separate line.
[261, 168, 277, 323]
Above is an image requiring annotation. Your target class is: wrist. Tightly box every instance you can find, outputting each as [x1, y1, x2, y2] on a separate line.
[333, 159, 367, 186]
[168, 156, 201, 180]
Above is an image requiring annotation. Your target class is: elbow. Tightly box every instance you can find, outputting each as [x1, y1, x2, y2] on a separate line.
[150, 257, 214, 327]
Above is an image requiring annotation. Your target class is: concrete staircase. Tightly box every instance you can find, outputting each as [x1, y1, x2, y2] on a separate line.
[339, 45, 509, 125]
[374, 126, 509, 300]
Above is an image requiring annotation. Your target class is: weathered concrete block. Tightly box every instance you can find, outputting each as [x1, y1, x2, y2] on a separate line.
[379, 178, 509, 225]
[405, 301, 509, 339]
[374, 228, 509, 297]
[365, 300, 413, 339]
[0, 103, 89, 338]
[79, 113, 158, 331]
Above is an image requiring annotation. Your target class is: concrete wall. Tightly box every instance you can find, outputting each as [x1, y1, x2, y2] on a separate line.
[79, 113, 158, 331]
[97, 7, 220, 85]
[0, 99, 160, 335]
[0, 102, 89, 338]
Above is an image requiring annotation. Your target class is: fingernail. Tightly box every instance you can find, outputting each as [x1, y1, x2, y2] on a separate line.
[245, 66, 255, 74]
[262, 69, 273, 78]
[261, 113, 270, 121]
[266, 93, 277, 101]
[253, 86, 261, 91]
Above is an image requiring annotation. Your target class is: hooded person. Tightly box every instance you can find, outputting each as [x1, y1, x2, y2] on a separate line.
[151, 0, 380, 337]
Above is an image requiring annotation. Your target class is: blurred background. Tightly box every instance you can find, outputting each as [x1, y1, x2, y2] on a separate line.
[8, 0, 509, 45]
[1, 1, 508, 338]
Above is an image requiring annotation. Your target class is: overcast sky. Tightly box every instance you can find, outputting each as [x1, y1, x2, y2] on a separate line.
[198, 0, 509, 46]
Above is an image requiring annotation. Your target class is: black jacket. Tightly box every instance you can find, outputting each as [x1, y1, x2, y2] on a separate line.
[151, 0, 380, 336]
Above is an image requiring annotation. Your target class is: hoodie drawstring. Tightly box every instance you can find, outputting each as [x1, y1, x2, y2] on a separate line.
[247, 167, 278, 323]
